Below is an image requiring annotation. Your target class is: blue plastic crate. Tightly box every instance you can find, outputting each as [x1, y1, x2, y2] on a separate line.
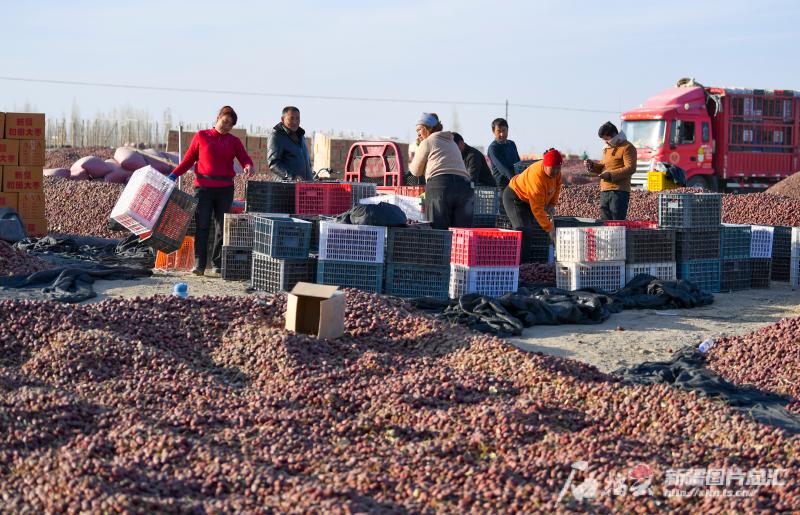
[385, 263, 450, 300]
[317, 260, 384, 293]
[721, 224, 752, 260]
[720, 258, 751, 292]
[252, 216, 311, 259]
[473, 187, 501, 216]
[251, 252, 316, 292]
[658, 193, 722, 228]
[677, 259, 721, 293]
[675, 228, 720, 260]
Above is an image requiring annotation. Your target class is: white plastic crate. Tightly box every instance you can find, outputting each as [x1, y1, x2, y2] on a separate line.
[556, 261, 625, 292]
[625, 261, 677, 283]
[110, 166, 174, 235]
[791, 227, 800, 259]
[223, 213, 255, 247]
[448, 265, 519, 299]
[556, 226, 626, 262]
[319, 221, 386, 263]
[750, 225, 774, 258]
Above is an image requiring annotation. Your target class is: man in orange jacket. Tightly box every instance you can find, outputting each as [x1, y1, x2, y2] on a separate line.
[502, 148, 562, 263]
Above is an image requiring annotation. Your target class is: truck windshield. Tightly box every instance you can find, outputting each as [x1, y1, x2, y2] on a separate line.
[621, 120, 666, 149]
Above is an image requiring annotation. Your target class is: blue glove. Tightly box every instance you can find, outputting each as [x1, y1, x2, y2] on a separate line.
[167, 173, 178, 182]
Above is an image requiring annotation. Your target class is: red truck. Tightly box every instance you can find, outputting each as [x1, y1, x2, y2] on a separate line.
[621, 79, 799, 191]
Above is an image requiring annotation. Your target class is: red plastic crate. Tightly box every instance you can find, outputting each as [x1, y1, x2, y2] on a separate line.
[603, 220, 657, 229]
[450, 228, 522, 267]
[377, 185, 425, 197]
[295, 183, 353, 215]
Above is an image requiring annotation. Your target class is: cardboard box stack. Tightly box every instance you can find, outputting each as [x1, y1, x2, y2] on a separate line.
[1, 112, 47, 237]
[313, 134, 358, 176]
[245, 136, 269, 175]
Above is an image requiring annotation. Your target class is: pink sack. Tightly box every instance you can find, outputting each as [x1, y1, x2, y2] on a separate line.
[70, 168, 90, 180]
[144, 153, 175, 174]
[114, 147, 148, 171]
[44, 168, 70, 179]
[71, 156, 113, 178]
[104, 168, 133, 184]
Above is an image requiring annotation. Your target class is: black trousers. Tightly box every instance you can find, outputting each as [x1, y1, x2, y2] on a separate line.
[600, 190, 630, 221]
[194, 186, 234, 270]
[424, 174, 474, 230]
[502, 186, 547, 263]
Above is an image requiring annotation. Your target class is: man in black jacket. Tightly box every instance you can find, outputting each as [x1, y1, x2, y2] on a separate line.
[452, 132, 496, 187]
[267, 106, 313, 181]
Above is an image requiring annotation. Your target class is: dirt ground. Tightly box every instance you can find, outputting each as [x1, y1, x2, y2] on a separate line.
[83, 271, 800, 374]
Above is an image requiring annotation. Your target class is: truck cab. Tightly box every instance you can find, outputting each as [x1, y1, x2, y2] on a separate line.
[622, 85, 715, 190]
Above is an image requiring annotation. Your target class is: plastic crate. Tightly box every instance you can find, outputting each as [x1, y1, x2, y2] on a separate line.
[291, 214, 325, 252]
[677, 259, 721, 293]
[252, 216, 312, 259]
[792, 227, 800, 259]
[111, 166, 175, 235]
[556, 226, 626, 262]
[675, 228, 721, 261]
[750, 225, 774, 258]
[245, 181, 296, 214]
[319, 222, 386, 263]
[554, 217, 604, 228]
[472, 214, 498, 228]
[720, 258, 752, 292]
[295, 183, 353, 215]
[647, 171, 677, 191]
[556, 261, 625, 292]
[493, 215, 551, 263]
[317, 260, 384, 293]
[495, 214, 512, 230]
[625, 261, 677, 283]
[450, 228, 522, 267]
[772, 227, 792, 258]
[657, 193, 722, 228]
[221, 246, 252, 281]
[473, 187, 501, 216]
[385, 263, 450, 300]
[138, 188, 198, 254]
[792, 257, 800, 289]
[386, 227, 452, 266]
[376, 185, 427, 197]
[772, 256, 791, 282]
[721, 224, 752, 260]
[603, 222, 674, 264]
[448, 265, 519, 299]
[251, 252, 316, 293]
[154, 236, 195, 271]
[223, 213, 255, 248]
[343, 182, 378, 206]
[750, 258, 772, 289]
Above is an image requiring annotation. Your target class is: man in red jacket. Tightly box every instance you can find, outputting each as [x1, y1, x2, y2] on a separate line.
[169, 106, 254, 275]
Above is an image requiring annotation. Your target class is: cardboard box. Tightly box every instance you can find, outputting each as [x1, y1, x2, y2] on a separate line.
[0, 191, 18, 210]
[18, 139, 45, 166]
[17, 191, 46, 220]
[0, 113, 4, 138]
[23, 218, 47, 237]
[285, 282, 345, 339]
[3, 166, 43, 192]
[166, 130, 197, 154]
[248, 148, 267, 163]
[246, 136, 268, 150]
[0, 139, 20, 167]
[4, 113, 45, 139]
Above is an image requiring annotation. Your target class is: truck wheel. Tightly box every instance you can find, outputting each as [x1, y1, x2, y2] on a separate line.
[686, 175, 710, 190]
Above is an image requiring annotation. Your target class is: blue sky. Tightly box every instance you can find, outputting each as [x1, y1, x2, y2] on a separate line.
[2, 0, 799, 156]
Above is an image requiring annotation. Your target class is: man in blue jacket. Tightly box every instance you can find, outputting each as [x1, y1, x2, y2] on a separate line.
[487, 118, 520, 188]
[267, 106, 312, 181]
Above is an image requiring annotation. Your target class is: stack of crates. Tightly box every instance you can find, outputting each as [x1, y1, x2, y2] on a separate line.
[555, 226, 626, 291]
[290, 214, 325, 253]
[317, 221, 386, 293]
[221, 213, 255, 281]
[448, 228, 521, 298]
[154, 236, 195, 271]
[245, 181, 295, 214]
[750, 224, 773, 289]
[720, 224, 752, 292]
[658, 192, 722, 293]
[344, 182, 377, 206]
[604, 221, 676, 283]
[472, 187, 502, 228]
[385, 227, 452, 300]
[250, 216, 314, 292]
[138, 188, 198, 254]
[771, 226, 792, 282]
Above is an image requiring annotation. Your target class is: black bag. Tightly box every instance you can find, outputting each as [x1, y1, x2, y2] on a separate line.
[0, 208, 27, 243]
[336, 202, 407, 227]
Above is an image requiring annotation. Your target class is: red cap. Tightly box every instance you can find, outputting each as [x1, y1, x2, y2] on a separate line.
[543, 149, 563, 167]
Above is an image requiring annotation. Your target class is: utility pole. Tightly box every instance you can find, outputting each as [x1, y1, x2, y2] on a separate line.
[505, 99, 509, 120]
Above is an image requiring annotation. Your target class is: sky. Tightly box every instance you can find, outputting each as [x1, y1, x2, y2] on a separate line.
[2, 0, 800, 157]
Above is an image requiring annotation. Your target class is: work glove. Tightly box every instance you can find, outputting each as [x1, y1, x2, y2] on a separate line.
[167, 173, 178, 182]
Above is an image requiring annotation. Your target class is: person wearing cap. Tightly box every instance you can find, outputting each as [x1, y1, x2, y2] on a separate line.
[487, 118, 521, 189]
[169, 105, 254, 276]
[502, 148, 563, 263]
[452, 132, 495, 187]
[409, 113, 474, 230]
[584, 121, 637, 220]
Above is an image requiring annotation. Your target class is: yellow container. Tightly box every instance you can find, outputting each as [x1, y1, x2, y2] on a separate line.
[647, 171, 677, 191]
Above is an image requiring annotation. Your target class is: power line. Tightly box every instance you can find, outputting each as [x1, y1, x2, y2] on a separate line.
[0, 76, 619, 114]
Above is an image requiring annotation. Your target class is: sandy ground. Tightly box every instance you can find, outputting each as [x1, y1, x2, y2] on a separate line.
[85, 271, 800, 374]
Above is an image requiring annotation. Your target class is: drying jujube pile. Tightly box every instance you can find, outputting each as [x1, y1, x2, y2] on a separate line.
[706, 317, 800, 413]
[0, 291, 797, 512]
[0, 240, 54, 276]
[519, 263, 556, 285]
[44, 177, 128, 238]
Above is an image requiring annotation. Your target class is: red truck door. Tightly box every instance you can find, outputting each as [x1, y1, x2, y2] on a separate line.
[668, 118, 715, 189]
